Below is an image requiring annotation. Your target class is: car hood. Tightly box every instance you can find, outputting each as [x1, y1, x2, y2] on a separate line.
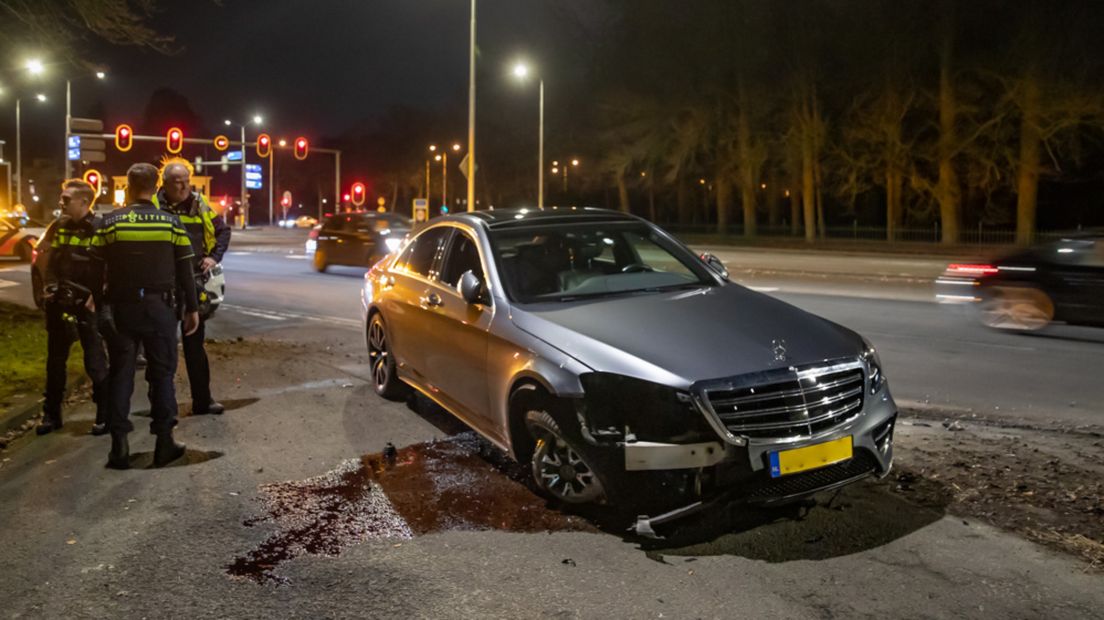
[511, 284, 864, 388]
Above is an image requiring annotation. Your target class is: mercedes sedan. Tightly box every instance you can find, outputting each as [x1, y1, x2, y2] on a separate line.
[361, 207, 897, 531]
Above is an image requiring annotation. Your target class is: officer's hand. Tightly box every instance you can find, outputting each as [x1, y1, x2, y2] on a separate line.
[183, 311, 200, 336]
[199, 257, 217, 273]
[85, 297, 95, 312]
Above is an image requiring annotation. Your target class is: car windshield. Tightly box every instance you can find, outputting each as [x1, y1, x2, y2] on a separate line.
[489, 222, 713, 303]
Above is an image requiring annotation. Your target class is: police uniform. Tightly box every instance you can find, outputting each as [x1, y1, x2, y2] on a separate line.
[89, 199, 198, 442]
[154, 190, 230, 414]
[40, 212, 108, 432]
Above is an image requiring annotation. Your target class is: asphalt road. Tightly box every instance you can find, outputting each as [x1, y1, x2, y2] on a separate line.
[2, 240, 1103, 618]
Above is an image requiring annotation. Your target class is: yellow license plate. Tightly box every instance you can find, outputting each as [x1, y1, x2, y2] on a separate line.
[769, 436, 853, 478]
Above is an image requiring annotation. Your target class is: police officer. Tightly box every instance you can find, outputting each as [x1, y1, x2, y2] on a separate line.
[90, 163, 200, 469]
[156, 161, 230, 416]
[37, 179, 109, 436]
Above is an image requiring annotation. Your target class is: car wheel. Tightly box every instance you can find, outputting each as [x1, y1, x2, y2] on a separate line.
[367, 313, 409, 401]
[16, 241, 33, 263]
[526, 409, 607, 505]
[312, 248, 328, 272]
[979, 285, 1054, 331]
[31, 269, 44, 309]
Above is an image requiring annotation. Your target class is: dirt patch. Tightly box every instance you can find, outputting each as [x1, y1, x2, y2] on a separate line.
[887, 413, 1104, 569]
[229, 434, 593, 584]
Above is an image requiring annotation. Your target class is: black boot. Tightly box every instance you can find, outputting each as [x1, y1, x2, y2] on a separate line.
[36, 413, 63, 435]
[193, 401, 225, 416]
[89, 423, 108, 436]
[106, 433, 130, 469]
[154, 432, 186, 467]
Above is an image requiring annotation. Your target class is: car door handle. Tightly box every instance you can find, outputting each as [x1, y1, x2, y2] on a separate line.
[420, 292, 443, 308]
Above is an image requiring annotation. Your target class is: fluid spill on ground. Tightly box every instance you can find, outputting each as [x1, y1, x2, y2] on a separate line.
[228, 433, 594, 584]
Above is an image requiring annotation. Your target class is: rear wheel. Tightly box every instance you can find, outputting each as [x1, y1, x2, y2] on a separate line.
[979, 285, 1054, 331]
[367, 313, 409, 401]
[312, 247, 328, 272]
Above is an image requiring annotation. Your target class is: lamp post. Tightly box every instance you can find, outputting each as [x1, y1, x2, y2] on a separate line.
[467, 0, 477, 211]
[512, 62, 544, 209]
[224, 114, 263, 228]
[64, 69, 107, 180]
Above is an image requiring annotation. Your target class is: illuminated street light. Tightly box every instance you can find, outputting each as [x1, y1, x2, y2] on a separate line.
[511, 60, 545, 208]
[253, 114, 264, 125]
[278, 139, 287, 147]
[452, 143, 461, 152]
[224, 119, 232, 126]
[25, 59, 44, 75]
[571, 159, 579, 167]
[35, 93, 46, 102]
[435, 154, 442, 162]
[429, 144, 437, 152]
[95, 71, 106, 80]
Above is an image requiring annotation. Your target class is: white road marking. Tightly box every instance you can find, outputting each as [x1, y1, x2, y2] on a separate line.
[223, 303, 361, 328]
[227, 251, 253, 256]
[283, 255, 310, 260]
[746, 286, 779, 292]
[0, 279, 19, 289]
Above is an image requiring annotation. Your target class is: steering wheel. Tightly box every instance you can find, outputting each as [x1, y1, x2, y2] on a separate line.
[620, 263, 653, 273]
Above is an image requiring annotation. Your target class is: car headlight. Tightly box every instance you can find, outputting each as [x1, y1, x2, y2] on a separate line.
[578, 373, 716, 443]
[862, 338, 887, 395]
[384, 237, 403, 252]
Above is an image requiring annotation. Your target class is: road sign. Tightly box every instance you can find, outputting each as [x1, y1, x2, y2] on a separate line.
[81, 152, 106, 163]
[67, 136, 80, 149]
[227, 150, 243, 162]
[69, 117, 103, 133]
[245, 164, 262, 173]
[67, 148, 81, 161]
[412, 198, 428, 222]
[458, 153, 478, 180]
[246, 179, 263, 190]
[245, 172, 263, 181]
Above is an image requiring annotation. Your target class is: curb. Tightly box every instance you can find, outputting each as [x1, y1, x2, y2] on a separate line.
[0, 394, 43, 437]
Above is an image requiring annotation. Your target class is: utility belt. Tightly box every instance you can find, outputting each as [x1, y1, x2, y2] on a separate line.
[107, 287, 176, 305]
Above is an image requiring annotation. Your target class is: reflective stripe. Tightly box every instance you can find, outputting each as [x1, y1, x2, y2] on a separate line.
[51, 234, 91, 248]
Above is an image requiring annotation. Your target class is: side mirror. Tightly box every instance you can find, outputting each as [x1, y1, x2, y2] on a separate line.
[700, 253, 729, 281]
[459, 270, 488, 305]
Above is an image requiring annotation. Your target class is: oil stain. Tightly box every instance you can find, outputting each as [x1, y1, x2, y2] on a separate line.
[228, 433, 594, 584]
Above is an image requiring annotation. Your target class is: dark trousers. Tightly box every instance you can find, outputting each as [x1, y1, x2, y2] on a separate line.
[105, 298, 180, 436]
[43, 306, 109, 423]
[181, 315, 212, 411]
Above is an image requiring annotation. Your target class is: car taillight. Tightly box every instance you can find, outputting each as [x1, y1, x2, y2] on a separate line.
[31, 248, 38, 263]
[946, 263, 998, 276]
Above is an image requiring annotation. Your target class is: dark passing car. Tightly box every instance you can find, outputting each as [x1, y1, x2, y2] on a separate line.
[307, 211, 412, 272]
[936, 234, 1104, 330]
[361, 207, 897, 534]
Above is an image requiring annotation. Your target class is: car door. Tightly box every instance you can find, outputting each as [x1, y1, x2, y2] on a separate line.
[383, 225, 452, 381]
[315, 216, 346, 264]
[419, 227, 494, 422]
[1049, 239, 1104, 324]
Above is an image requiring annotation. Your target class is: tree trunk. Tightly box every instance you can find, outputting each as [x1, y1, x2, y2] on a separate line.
[1015, 70, 1041, 246]
[676, 177, 690, 224]
[715, 175, 732, 235]
[886, 162, 902, 241]
[736, 88, 757, 237]
[767, 169, 782, 228]
[802, 128, 816, 242]
[790, 178, 801, 235]
[937, 12, 961, 244]
[616, 174, 630, 213]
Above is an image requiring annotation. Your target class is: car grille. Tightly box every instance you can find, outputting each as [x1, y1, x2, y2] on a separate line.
[702, 360, 866, 440]
[744, 448, 878, 501]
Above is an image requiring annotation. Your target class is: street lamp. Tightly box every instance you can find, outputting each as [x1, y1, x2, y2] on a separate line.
[224, 114, 264, 228]
[65, 67, 108, 179]
[25, 59, 44, 75]
[511, 61, 544, 208]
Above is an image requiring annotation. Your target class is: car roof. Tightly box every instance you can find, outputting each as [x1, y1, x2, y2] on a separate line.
[445, 206, 641, 231]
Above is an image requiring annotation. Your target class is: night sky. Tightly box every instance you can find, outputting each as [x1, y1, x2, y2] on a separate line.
[6, 0, 607, 155]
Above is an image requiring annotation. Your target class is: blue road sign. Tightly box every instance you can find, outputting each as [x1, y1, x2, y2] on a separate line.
[245, 179, 263, 190]
[227, 150, 243, 162]
[67, 148, 81, 161]
[67, 136, 81, 149]
[245, 163, 262, 173]
[245, 172, 263, 181]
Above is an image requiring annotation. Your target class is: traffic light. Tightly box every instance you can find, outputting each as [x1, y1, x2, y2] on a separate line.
[293, 137, 308, 160]
[166, 127, 184, 154]
[213, 135, 230, 151]
[256, 133, 271, 158]
[114, 124, 133, 152]
[351, 182, 366, 207]
[83, 169, 102, 197]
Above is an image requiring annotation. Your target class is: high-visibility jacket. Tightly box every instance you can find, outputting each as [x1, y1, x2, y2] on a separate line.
[153, 191, 230, 262]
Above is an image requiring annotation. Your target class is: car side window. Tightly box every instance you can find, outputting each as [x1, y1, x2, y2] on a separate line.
[396, 227, 450, 279]
[440, 231, 486, 289]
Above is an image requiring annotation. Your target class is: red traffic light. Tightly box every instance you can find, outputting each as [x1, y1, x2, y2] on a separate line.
[350, 182, 366, 206]
[256, 133, 271, 158]
[114, 124, 133, 152]
[82, 169, 102, 196]
[213, 135, 230, 151]
[166, 127, 184, 154]
[293, 137, 308, 160]
[343, 193, 351, 202]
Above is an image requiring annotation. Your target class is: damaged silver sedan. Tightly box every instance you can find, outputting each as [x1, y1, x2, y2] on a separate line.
[362, 207, 897, 533]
